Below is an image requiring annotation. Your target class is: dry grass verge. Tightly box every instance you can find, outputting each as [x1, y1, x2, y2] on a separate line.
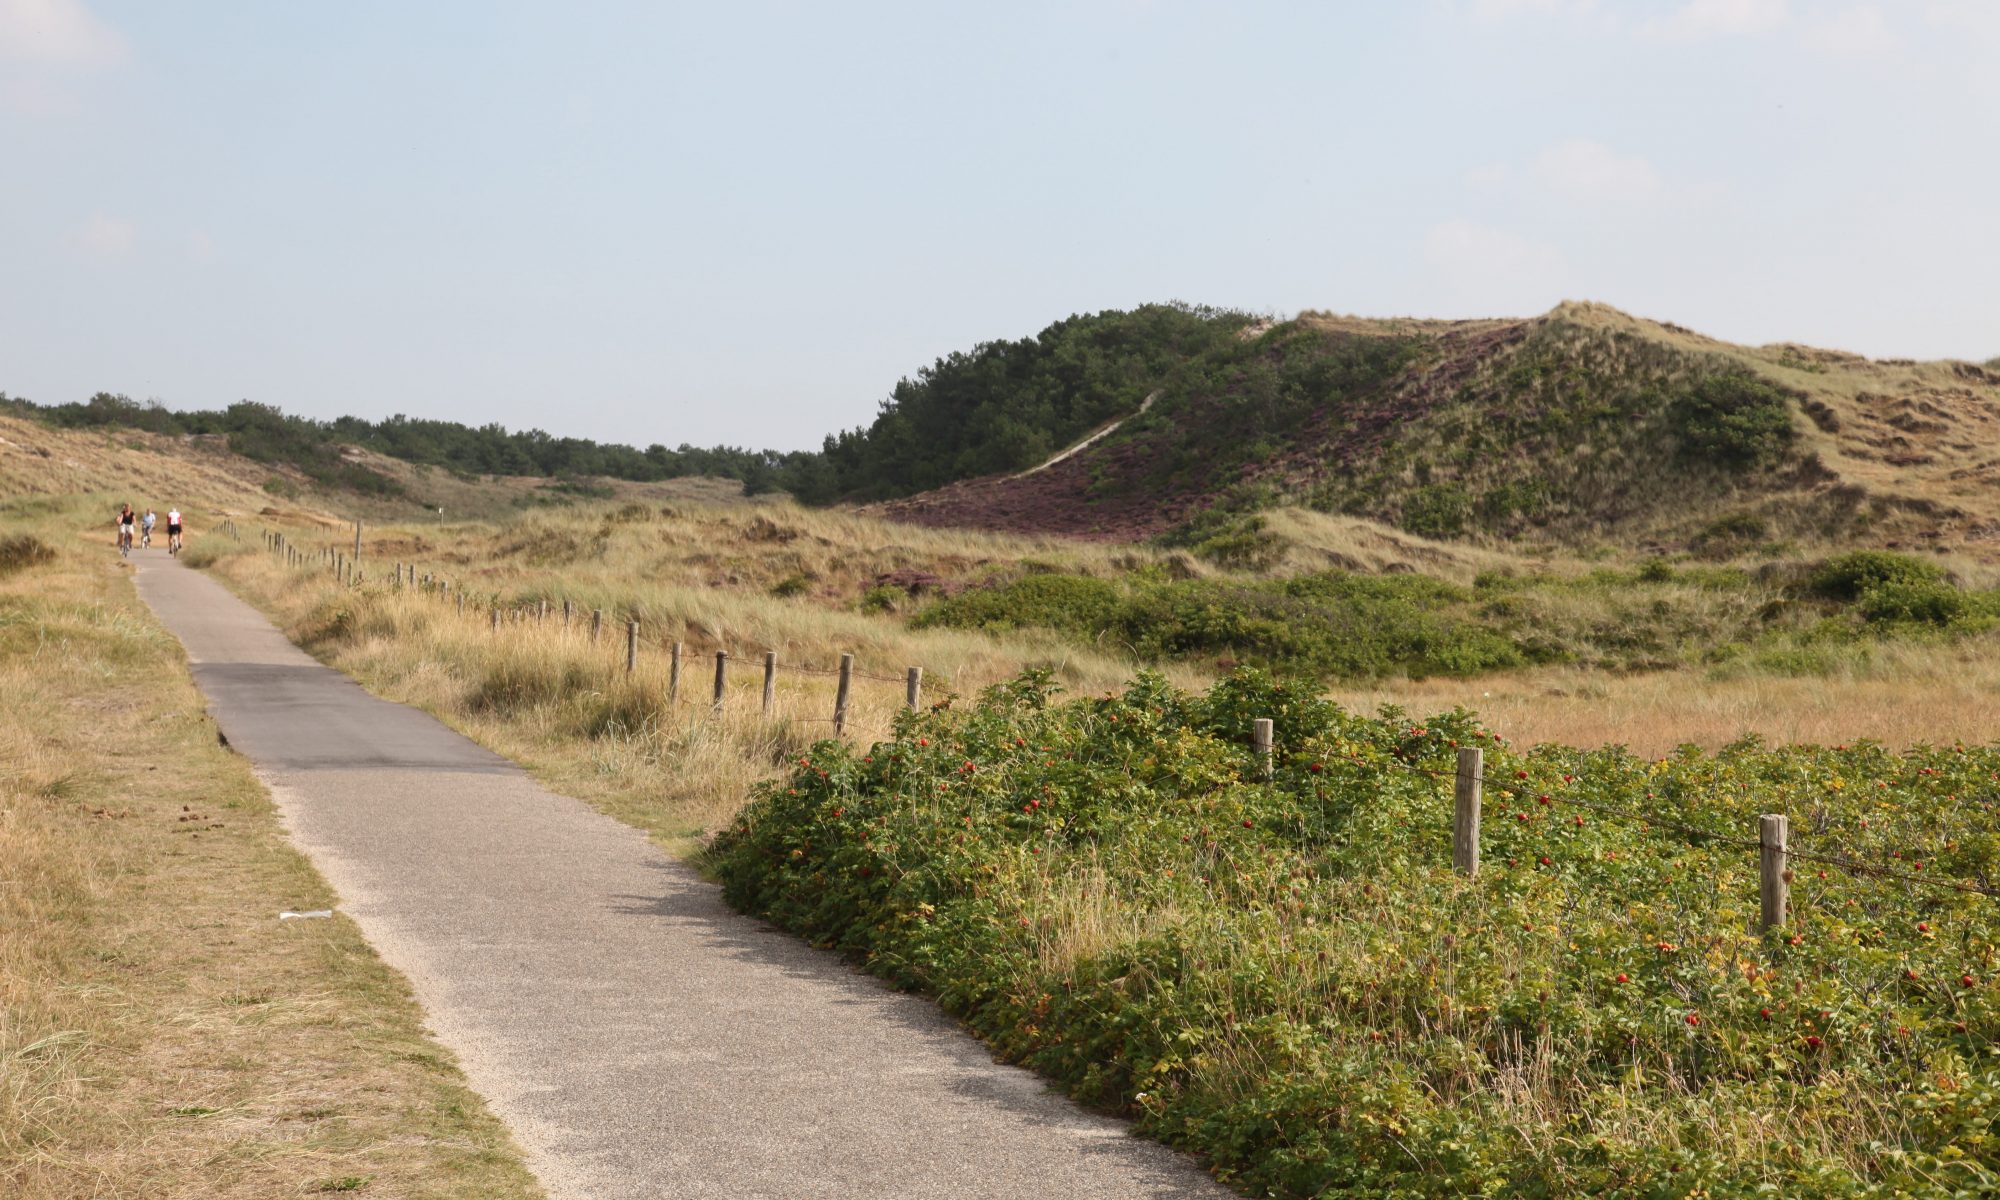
[0, 500, 541, 1199]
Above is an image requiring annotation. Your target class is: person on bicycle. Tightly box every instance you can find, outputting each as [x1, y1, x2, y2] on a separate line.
[142, 508, 157, 548]
[166, 508, 183, 556]
[117, 504, 135, 556]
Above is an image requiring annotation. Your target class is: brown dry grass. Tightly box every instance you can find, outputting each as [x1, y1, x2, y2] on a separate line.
[0, 498, 541, 1199]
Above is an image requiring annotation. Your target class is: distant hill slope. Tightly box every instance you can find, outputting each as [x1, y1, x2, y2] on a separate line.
[0, 413, 747, 537]
[872, 302, 2000, 560]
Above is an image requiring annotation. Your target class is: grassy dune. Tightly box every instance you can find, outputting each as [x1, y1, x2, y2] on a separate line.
[0, 499, 540, 1199]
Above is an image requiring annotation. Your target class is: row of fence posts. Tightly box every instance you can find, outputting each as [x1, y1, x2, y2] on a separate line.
[1247, 728, 1794, 933]
[258, 525, 1801, 918]
[269, 528, 930, 737]
[1449, 744, 1789, 931]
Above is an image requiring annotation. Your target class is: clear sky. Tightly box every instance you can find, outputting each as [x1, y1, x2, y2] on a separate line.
[3, 0, 1994, 452]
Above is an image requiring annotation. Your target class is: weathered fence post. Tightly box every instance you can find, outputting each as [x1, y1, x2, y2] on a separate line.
[1760, 814, 1789, 932]
[457, 590, 464, 616]
[1454, 746, 1482, 877]
[562, 598, 573, 626]
[669, 642, 683, 706]
[490, 606, 500, 633]
[1252, 718, 1274, 781]
[906, 666, 923, 712]
[712, 651, 728, 710]
[762, 651, 777, 717]
[834, 653, 854, 735]
[591, 609, 602, 642]
[539, 599, 548, 623]
[353, 520, 362, 565]
[626, 620, 639, 674]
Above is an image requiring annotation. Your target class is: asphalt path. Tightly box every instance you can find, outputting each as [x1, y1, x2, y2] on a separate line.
[131, 549, 1228, 1200]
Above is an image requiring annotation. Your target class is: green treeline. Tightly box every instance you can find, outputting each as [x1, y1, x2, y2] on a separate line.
[0, 302, 1252, 504]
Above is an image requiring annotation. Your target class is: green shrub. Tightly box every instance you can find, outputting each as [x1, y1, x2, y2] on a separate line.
[1670, 371, 1798, 468]
[1807, 550, 1945, 601]
[1856, 578, 1968, 626]
[1399, 483, 1472, 539]
[261, 475, 301, 499]
[770, 574, 812, 599]
[715, 671, 2000, 1198]
[858, 584, 904, 614]
[0, 534, 56, 576]
[913, 574, 1122, 637]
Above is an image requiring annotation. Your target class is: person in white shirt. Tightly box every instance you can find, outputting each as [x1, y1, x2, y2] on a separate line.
[142, 509, 157, 547]
[166, 508, 183, 556]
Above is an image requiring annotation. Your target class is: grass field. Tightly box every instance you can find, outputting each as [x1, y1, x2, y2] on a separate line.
[0, 499, 541, 1199]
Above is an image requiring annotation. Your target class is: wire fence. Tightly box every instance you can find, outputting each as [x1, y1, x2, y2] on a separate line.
[263, 527, 2000, 909]
[261, 530, 937, 736]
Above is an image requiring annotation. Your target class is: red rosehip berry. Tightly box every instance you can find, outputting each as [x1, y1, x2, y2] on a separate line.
[1685, 1013, 1700, 1026]
[1804, 1035, 1822, 1049]
[1615, 973, 1629, 984]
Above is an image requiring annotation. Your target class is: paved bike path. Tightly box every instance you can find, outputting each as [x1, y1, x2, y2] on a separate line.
[132, 551, 1226, 1199]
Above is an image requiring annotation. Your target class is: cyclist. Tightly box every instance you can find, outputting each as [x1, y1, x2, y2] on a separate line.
[117, 503, 135, 556]
[142, 508, 157, 548]
[166, 507, 183, 556]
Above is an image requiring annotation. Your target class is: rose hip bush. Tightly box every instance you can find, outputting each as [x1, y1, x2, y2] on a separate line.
[713, 669, 2000, 1198]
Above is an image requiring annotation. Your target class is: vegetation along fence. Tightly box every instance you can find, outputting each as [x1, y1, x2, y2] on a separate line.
[256, 525, 1999, 926]
[259, 525, 934, 736]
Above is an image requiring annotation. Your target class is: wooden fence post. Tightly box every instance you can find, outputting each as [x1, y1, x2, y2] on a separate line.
[1454, 747, 1482, 877]
[591, 609, 602, 642]
[457, 590, 464, 616]
[834, 653, 853, 735]
[762, 651, 777, 716]
[669, 642, 683, 706]
[626, 621, 639, 674]
[906, 666, 923, 712]
[1251, 718, 1274, 780]
[353, 520, 362, 565]
[562, 598, 573, 626]
[1760, 814, 1789, 932]
[539, 599, 548, 623]
[490, 606, 499, 633]
[712, 651, 727, 710]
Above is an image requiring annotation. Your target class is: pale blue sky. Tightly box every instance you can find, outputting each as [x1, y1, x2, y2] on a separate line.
[3, 1, 1995, 451]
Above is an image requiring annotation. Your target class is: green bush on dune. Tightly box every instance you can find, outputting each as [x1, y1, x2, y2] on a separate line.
[715, 668, 2000, 1198]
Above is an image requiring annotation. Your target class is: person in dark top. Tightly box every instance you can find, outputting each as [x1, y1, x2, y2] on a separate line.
[117, 504, 135, 556]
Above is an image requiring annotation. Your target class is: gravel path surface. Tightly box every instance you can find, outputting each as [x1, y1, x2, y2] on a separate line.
[133, 551, 1228, 1199]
